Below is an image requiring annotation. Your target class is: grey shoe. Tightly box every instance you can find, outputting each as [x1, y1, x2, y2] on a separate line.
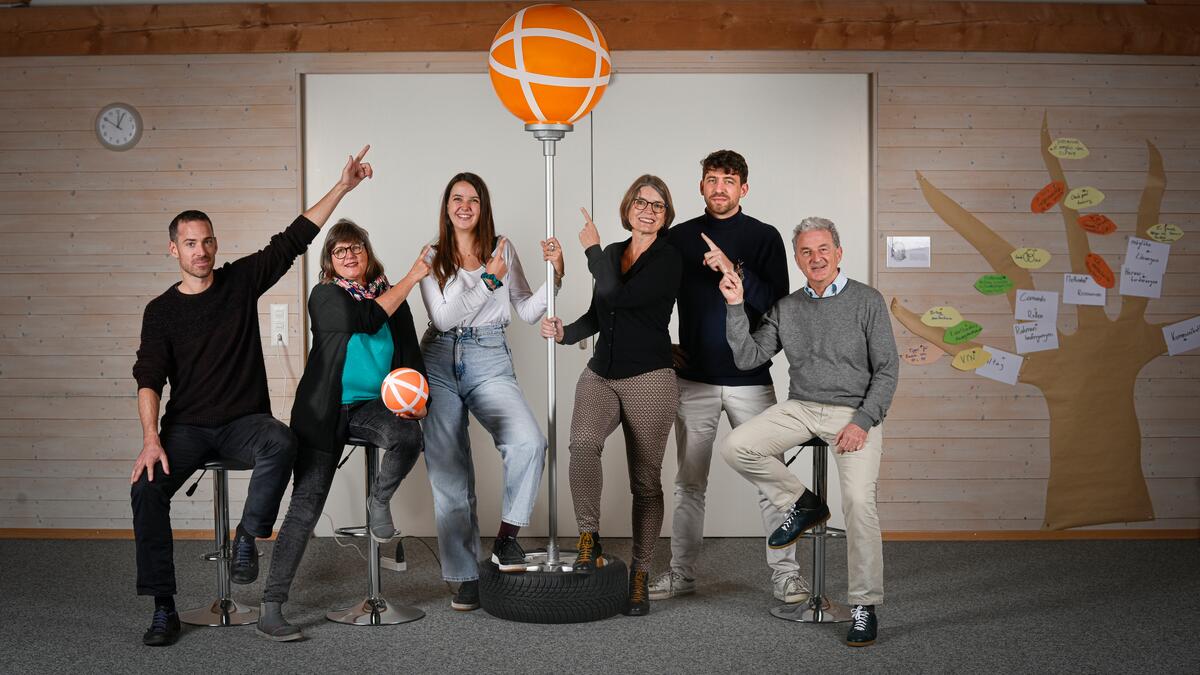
[256, 602, 303, 642]
[773, 573, 812, 604]
[648, 570, 695, 600]
[367, 497, 396, 543]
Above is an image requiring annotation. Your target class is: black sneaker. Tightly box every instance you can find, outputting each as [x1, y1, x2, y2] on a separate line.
[491, 536, 528, 573]
[768, 491, 830, 549]
[623, 569, 650, 617]
[573, 532, 604, 574]
[231, 524, 259, 584]
[451, 580, 479, 611]
[142, 605, 181, 647]
[846, 604, 878, 647]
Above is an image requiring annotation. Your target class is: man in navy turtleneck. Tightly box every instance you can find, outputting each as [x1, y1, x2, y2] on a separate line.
[652, 150, 803, 604]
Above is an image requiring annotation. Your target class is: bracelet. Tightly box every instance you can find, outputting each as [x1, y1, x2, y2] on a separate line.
[481, 272, 503, 290]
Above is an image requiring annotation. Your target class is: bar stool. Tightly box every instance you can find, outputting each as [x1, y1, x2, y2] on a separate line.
[180, 458, 259, 627]
[771, 437, 851, 623]
[326, 437, 424, 626]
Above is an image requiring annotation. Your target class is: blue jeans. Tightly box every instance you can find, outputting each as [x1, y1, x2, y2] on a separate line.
[421, 324, 546, 582]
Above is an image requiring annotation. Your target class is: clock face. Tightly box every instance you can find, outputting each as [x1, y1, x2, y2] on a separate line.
[96, 103, 143, 151]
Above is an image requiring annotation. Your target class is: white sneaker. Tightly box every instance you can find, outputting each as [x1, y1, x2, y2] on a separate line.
[773, 573, 812, 604]
[648, 570, 696, 600]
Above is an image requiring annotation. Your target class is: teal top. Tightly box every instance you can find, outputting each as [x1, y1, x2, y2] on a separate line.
[341, 323, 394, 403]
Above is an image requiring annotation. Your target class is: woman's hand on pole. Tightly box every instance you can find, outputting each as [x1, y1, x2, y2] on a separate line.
[542, 237, 565, 282]
[541, 316, 564, 343]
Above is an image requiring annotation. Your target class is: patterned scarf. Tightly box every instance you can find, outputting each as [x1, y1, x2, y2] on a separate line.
[334, 274, 390, 301]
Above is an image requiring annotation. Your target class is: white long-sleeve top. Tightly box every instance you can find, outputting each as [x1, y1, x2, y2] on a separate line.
[419, 238, 556, 332]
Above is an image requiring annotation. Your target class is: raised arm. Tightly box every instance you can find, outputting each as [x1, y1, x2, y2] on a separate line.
[303, 145, 373, 228]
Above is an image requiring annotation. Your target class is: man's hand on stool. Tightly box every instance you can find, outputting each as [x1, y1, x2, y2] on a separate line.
[834, 423, 867, 453]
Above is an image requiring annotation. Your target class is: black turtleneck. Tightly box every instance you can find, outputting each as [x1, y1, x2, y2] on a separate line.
[667, 208, 789, 386]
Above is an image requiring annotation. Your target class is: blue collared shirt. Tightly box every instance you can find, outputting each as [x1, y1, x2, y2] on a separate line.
[803, 269, 848, 299]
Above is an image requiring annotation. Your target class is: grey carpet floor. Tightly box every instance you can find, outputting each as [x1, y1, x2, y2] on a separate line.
[3, 537, 1198, 674]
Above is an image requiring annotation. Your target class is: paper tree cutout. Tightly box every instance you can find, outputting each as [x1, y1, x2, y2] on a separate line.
[890, 114, 1196, 530]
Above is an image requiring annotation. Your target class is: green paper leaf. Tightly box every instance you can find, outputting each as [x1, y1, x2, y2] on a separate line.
[974, 274, 1014, 295]
[943, 320, 983, 345]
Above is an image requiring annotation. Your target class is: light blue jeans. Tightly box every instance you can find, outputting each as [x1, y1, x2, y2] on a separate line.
[421, 324, 546, 582]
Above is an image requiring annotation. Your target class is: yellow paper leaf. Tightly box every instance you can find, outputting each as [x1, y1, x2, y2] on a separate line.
[952, 347, 992, 371]
[1064, 186, 1105, 210]
[1047, 137, 1089, 160]
[1147, 223, 1183, 243]
[921, 306, 963, 327]
[1010, 247, 1052, 269]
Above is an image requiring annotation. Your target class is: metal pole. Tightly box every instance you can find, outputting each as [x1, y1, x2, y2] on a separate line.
[543, 138, 559, 565]
[365, 446, 382, 610]
[215, 469, 231, 624]
[811, 448, 828, 621]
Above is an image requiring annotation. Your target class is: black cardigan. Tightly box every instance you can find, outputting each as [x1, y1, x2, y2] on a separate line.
[290, 283, 425, 453]
[561, 235, 682, 379]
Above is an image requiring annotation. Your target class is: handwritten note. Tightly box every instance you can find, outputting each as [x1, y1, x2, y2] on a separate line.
[1014, 320, 1059, 354]
[921, 306, 963, 328]
[1031, 181, 1066, 214]
[974, 274, 1014, 296]
[944, 320, 983, 345]
[1124, 237, 1170, 277]
[1011, 247, 1052, 270]
[1078, 214, 1118, 235]
[1047, 138, 1090, 160]
[1085, 253, 1115, 289]
[1147, 223, 1183, 243]
[1015, 290, 1059, 324]
[1063, 273, 1106, 306]
[952, 347, 992, 371]
[974, 346, 1023, 385]
[1120, 266, 1163, 298]
[1163, 316, 1200, 356]
[1064, 187, 1105, 211]
[901, 342, 943, 365]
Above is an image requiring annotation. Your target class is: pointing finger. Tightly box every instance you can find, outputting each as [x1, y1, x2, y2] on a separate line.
[355, 144, 371, 162]
[700, 232, 720, 251]
[580, 207, 594, 226]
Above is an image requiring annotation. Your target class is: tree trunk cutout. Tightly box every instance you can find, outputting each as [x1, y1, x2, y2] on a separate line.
[890, 114, 1193, 530]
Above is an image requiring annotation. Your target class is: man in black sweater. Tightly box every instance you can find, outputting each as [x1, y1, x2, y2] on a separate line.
[653, 150, 803, 604]
[130, 146, 375, 646]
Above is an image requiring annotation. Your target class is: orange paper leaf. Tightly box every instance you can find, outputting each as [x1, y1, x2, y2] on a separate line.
[1078, 214, 1118, 235]
[1031, 181, 1066, 214]
[1085, 253, 1115, 289]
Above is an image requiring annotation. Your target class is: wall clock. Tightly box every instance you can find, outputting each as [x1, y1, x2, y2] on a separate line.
[95, 103, 143, 151]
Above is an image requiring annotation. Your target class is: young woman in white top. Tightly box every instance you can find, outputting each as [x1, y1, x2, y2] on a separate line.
[419, 171, 563, 611]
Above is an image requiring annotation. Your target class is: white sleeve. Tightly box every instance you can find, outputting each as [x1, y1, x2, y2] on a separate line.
[506, 243, 550, 324]
[419, 267, 491, 332]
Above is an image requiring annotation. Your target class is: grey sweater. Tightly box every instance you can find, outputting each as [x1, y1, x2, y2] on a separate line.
[726, 279, 899, 431]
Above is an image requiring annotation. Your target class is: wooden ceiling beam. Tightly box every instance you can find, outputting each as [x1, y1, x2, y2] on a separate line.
[2, 1, 1199, 57]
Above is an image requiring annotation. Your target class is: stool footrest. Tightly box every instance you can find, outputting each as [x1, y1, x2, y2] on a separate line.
[334, 525, 368, 538]
[770, 595, 852, 624]
[800, 527, 846, 540]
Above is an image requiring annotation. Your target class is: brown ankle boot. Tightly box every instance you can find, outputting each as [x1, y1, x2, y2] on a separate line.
[624, 569, 650, 616]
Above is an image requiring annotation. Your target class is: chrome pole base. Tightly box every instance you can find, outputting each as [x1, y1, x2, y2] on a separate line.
[326, 598, 424, 626]
[771, 595, 852, 623]
[180, 598, 259, 626]
[512, 549, 580, 573]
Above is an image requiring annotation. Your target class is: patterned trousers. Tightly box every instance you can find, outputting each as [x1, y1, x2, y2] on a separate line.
[568, 367, 679, 572]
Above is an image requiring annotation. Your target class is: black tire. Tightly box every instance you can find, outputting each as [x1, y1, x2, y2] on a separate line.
[479, 555, 628, 624]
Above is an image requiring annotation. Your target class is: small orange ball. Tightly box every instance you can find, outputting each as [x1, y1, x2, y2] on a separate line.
[380, 368, 429, 416]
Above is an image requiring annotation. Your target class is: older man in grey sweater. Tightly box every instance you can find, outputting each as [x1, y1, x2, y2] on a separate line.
[718, 217, 898, 647]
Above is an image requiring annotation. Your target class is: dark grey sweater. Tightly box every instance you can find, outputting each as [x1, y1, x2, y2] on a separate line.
[725, 278, 899, 430]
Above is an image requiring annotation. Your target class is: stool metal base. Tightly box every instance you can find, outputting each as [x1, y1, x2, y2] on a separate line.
[509, 548, 580, 573]
[771, 596, 852, 623]
[180, 598, 259, 627]
[326, 598, 424, 626]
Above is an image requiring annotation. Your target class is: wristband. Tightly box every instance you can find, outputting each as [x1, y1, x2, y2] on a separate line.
[481, 272, 503, 290]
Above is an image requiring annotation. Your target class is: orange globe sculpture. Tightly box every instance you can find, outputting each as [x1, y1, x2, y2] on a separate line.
[488, 4, 611, 127]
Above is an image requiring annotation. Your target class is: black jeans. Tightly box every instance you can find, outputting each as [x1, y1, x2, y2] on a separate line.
[130, 413, 297, 596]
[263, 398, 423, 604]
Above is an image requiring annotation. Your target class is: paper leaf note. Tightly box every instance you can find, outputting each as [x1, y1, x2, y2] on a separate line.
[943, 320, 983, 345]
[1031, 181, 1066, 213]
[1011, 247, 1051, 269]
[1120, 267, 1163, 299]
[1078, 214, 1118, 235]
[1015, 290, 1059, 324]
[1163, 316, 1200, 356]
[1085, 253, 1115, 289]
[1147, 223, 1183, 243]
[1063, 273, 1106, 306]
[975, 346, 1023, 385]
[952, 347, 991, 371]
[974, 274, 1014, 296]
[1064, 187, 1105, 211]
[1047, 138, 1090, 160]
[901, 342, 943, 365]
[921, 306, 963, 327]
[1014, 320, 1059, 354]
[1124, 236, 1170, 277]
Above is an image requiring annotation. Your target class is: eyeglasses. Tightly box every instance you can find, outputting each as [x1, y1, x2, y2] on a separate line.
[632, 197, 667, 215]
[331, 243, 365, 259]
